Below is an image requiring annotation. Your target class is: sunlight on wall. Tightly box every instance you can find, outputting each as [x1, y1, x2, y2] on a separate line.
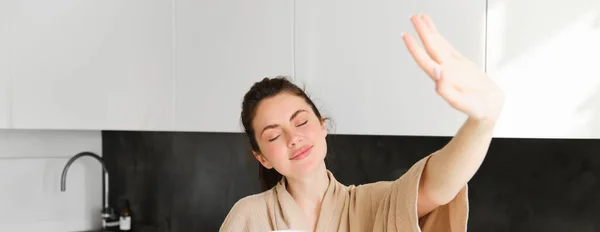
[488, 2, 600, 138]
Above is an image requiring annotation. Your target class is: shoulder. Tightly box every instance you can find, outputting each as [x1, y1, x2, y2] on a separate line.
[346, 157, 433, 208]
[349, 181, 394, 204]
[226, 189, 274, 217]
[234, 190, 272, 211]
[219, 189, 275, 231]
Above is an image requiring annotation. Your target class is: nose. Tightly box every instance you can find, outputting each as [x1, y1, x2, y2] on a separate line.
[286, 130, 302, 148]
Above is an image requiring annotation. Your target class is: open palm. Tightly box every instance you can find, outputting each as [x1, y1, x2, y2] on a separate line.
[402, 14, 504, 122]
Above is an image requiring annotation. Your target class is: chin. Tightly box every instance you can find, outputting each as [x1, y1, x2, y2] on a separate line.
[294, 148, 326, 174]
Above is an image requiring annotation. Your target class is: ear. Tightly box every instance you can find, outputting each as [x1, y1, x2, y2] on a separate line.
[253, 151, 274, 169]
[320, 117, 328, 135]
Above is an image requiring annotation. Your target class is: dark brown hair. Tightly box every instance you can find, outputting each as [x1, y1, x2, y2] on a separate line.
[241, 76, 325, 191]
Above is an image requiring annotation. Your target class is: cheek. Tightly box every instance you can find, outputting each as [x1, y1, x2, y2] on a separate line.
[303, 123, 326, 140]
[260, 141, 289, 163]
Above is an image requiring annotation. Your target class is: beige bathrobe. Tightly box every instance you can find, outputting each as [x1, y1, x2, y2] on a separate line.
[219, 156, 469, 232]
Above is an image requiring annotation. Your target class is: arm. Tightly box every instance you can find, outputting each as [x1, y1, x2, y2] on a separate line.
[417, 118, 495, 217]
[401, 14, 505, 218]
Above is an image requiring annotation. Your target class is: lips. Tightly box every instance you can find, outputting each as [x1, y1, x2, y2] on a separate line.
[290, 145, 313, 160]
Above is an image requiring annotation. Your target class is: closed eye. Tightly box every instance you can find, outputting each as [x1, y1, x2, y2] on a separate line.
[268, 135, 280, 142]
[297, 120, 308, 127]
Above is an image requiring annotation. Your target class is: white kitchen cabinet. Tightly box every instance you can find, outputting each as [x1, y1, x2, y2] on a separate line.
[488, 0, 600, 138]
[295, 0, 485, 136]
[0, 73, 7, 129]
[0, 1, 11, 129]
[174, 0, 294, 132]
[0, 68, 8, 129]
[10, 0, 174, 131]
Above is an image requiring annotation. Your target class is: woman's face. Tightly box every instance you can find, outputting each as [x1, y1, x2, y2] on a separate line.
[251, 92, 328, 179]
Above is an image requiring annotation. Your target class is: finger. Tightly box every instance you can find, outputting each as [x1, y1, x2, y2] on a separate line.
[433, 65, 442, 81]
[420, 14, 440, 35]
[411, 14, 446, 63]
[421, 14, 463, 58]
[402, 32, 438, 80]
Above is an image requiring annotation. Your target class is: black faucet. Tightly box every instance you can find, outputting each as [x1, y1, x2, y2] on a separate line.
[61, 151, 116, 228]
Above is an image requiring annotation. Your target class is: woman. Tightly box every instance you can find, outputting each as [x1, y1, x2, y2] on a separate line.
[220, 14, 504, 232]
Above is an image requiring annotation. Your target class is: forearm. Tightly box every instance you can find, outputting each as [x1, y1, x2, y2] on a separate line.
[420, 117, 495, 205]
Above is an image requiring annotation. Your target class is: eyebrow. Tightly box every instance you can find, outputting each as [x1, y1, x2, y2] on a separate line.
[260, 109, 307, 136]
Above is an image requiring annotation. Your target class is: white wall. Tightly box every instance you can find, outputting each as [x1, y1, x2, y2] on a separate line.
[0, 130, 102, 232]
[488, 0, 600, 138]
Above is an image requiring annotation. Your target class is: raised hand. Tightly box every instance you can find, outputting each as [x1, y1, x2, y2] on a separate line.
[402, 14, 504, 123]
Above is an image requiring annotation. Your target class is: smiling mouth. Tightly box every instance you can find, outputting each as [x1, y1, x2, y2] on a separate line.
[290, 145, 313, 160]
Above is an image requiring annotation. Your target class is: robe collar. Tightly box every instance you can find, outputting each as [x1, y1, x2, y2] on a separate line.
[273, 170, 347, 231]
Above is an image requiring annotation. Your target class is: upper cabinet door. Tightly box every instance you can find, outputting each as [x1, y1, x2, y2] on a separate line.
[0, 1, 12, 129]
[488, 0, 600, 138]
[174, 0, 294, 132]
[0, 77, 7, 129]
[0, 70, 7, 129]
[295, 0, 486, 136]
[10, 0, 174, 131]
[0, 52, 8, 129]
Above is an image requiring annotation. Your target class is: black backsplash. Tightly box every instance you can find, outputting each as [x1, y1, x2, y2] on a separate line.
[103, 131, 600, 232]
